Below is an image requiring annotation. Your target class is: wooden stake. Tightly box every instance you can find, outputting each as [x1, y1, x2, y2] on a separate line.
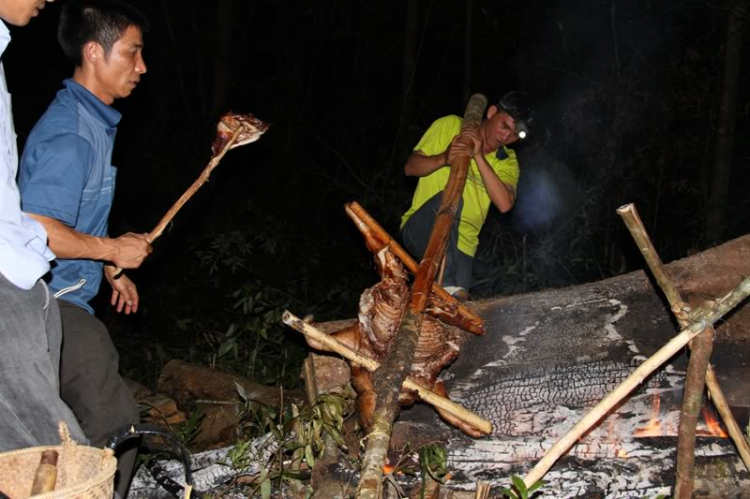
[345, 201, 485, 335]
[475, 480, 491, 499]
[522, 276, 750, 488]
[282, 311, 492, 435]
[357, 94, 489, 499]
[617, 204, 750, 471]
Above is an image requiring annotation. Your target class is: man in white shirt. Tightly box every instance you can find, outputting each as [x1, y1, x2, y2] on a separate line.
[0, 0, 85, 450]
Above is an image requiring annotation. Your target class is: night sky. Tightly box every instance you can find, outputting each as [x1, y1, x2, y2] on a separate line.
[4, 1, 749, 381]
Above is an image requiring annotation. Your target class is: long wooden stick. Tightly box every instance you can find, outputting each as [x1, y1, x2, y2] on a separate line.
[147, 124, 246, 243]
[523, 276, 750, 487]
[357, 95, 489, 499]
[617, 203, 750, 475]
[345, 201, 485, 335]
[617, 205, 714, 498]
[282, 311, 492, 434]
[112, 124, 247, 277]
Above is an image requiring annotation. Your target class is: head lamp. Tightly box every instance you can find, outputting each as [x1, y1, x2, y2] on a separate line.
[515, 121, 529, 140]
[497, 91, 533, 141]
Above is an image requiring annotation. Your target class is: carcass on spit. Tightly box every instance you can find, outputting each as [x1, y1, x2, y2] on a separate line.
[305, 247, 483, 437]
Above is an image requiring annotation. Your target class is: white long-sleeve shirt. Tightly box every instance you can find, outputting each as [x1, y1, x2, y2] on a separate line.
[0, 21, 54, 290]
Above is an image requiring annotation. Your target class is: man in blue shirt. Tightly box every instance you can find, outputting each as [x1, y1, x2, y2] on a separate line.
[0, 0, 87, 453]
[19, 0, 150, 495]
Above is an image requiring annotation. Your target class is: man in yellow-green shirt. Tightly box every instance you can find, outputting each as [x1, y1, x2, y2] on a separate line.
[400, 92, 532, 301]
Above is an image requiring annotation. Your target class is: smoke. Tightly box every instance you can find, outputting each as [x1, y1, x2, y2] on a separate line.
[511, 150, 579, 234]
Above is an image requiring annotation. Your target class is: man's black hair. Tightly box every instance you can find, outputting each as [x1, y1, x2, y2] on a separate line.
[497, 91, 533, 126]
[58, 0, 149, 67]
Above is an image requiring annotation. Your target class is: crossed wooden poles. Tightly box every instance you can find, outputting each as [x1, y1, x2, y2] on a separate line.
[522, 204, 750, 494]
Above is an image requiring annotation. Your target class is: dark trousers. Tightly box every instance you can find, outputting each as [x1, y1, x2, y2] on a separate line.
[400, 192, 473, 290]
[58, 300, 140, 498]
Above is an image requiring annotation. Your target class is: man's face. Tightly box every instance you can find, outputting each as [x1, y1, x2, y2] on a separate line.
[482, 105, 520, 152]
[0, 0, 53, 27]
[92, 25, 147, 105]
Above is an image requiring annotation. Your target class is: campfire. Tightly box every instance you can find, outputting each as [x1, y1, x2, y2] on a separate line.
[284, 208, 750, 496]
[280, 96, 750, 497]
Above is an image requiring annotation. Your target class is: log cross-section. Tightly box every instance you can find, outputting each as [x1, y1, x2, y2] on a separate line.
[356, 94, 488, 498]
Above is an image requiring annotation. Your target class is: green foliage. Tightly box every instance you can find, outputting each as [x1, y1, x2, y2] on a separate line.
[286, 388, 355, 466]
[219, 387, 355, 496]
[418, 443, 448, 499]
[176, 408, 204, 446]
[499, 476, 545, 499]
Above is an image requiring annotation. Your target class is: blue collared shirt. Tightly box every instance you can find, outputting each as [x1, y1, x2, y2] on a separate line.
[0, 21, 55, 290]
[19, 79, 121, 313]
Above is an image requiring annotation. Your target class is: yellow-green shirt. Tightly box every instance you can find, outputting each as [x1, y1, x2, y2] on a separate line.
[400, 115, 520, 257]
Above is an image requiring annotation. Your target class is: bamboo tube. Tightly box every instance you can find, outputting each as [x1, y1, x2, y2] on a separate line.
[617, 203, 750, 472]
[345, 201, 485, 335]
[282, 311, 492, 435]
[30, 450, 58, 495]
[523, 276, 750, 487]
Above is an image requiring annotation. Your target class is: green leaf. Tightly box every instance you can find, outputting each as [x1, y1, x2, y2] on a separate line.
[217, 338, 236, 358]
[511, 476, 528, 498]
[234, 381, 248, 402]
[260, 467, 271, 499]
[527, 480, 545, 494]
[305, 444, 315, 467]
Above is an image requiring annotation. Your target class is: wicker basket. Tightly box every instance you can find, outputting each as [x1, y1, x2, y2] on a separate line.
[0, 423, 116, 499]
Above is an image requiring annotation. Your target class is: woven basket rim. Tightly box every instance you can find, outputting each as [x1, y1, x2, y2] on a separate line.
[0, 444, 117, 499]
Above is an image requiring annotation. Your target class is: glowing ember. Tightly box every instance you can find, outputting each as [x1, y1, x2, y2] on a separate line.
[697, 407, 728, 438]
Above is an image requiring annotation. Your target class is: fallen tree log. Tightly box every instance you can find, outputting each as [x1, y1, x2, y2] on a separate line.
[319, 233, 750, 496]
[157, 360, 306, 408]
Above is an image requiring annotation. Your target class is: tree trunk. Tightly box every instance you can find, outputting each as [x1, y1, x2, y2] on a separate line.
[705, 0, 745, 245]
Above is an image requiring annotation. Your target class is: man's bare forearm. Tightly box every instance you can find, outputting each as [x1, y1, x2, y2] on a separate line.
[27, 213, 151, 269]
[475, 156, 515, 213]
[404, 150, 449, 177]
[29, 213, 117, 260]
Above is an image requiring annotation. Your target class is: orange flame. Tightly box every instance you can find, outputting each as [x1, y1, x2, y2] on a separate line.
[634, 393, 663, 437]
[697, 407, 728, 438]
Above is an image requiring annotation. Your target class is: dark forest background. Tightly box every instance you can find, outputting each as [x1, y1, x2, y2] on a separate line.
[6, 0, 750, 389]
